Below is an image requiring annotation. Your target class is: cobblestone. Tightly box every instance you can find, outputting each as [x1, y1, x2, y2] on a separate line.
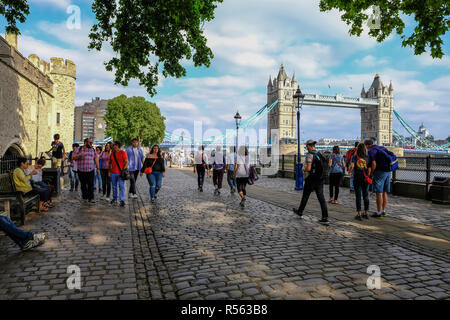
[1, 168, 449, 300]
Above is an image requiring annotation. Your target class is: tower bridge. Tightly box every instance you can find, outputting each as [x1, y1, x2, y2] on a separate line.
[267, 65, 394, 145]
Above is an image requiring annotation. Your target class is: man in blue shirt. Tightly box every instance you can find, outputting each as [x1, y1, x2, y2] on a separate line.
[365, 138, 390, 218]
[126, 138, 145, 199]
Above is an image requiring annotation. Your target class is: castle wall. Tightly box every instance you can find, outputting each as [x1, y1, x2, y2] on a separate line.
[0, 34, 76, 157]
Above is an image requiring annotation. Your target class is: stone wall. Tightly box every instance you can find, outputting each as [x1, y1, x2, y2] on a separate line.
[0, 34, 76, 157]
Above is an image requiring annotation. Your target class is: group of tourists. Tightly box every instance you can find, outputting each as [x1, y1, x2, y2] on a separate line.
[293, 138, 395, 223]
[193, 145, 254, 208]
[68, 137, 166, 205]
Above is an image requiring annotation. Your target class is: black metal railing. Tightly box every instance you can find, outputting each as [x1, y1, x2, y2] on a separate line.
[274, 154, 450, 185]
[0, 154, 69, 175]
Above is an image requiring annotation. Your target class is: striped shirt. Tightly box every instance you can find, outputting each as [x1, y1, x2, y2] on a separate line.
[74, 146, 98, 172]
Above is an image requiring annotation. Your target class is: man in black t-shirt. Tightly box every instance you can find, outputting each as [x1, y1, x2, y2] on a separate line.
[48, 134, 65, 169]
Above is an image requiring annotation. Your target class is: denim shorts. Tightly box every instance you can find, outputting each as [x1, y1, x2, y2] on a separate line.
[372, 170, 391, 193]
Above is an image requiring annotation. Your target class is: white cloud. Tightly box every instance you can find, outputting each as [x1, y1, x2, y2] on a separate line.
[29, 0, 72, 9]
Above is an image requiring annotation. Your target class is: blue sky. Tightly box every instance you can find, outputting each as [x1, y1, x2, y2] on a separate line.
[2, 0, 449, 141]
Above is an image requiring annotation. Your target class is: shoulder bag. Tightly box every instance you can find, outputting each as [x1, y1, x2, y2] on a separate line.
[113, 150, 130, 180]
[144, 158, 158, 174]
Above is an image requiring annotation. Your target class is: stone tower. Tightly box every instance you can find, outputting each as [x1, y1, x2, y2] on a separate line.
[360, 74, 394, 145]
[267, 64, 298, 143]
[28, 55, 77, 145]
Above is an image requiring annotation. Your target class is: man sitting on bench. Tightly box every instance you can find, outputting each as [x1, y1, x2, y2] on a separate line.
[13, 157, 52, 212]
[0, 215, 46, 251]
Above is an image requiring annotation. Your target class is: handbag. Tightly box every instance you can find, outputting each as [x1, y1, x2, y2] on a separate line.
[144, 158, 157, 174]
[356, 154, 372, 185]
[113, 150, 130, 180]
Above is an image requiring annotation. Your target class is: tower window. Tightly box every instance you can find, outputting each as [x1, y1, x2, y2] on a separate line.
[56, 112, 61, 124]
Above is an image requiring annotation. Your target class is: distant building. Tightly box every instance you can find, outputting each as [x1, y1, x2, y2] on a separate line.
[0, 33, 76, 157]
[74, 97, 109, 143]
[418, 123, 431, 139]
[318, 138, 340, 145]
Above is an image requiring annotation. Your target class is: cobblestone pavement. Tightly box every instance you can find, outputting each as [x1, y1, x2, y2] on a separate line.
[256, 175, 450, 231]
[1, 168, 449, 300]
[134, 169, 449, 300]
[0, 190, 137, 300]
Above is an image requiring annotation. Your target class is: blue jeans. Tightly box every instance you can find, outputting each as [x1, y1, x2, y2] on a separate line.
[373, 170, 391, 193]
[227, 170, 236, 189]
[0, 215, 33, 248]
[146, 171, 162, 199]
[68, 167, 79, 189]
[93, 170, 102, 190]
[354, 182, 370, 212]
[111, 173, 125, 201]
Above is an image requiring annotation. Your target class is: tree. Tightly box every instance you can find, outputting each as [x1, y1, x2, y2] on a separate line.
[1, 0, 223, 96]
[319, 0, 450, 58]
[104, 95, 166, 147]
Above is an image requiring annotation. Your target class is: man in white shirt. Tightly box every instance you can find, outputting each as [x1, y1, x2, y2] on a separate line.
[226, 146, 237, 193]
[193, 146, 209, 192]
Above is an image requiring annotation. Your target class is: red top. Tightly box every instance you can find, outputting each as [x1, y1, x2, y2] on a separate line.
[111, 150, 128, 174]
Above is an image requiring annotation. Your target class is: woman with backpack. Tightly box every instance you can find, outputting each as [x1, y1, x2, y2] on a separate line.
[348, 143, 372, 220]
[141, 145, 165, 203]
[328, 146, 345, 204]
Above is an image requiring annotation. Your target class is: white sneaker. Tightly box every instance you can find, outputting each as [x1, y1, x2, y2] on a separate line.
[33, 233, 47, 242]
[22, 238, 45, 251]
[105, 197, 110, 202]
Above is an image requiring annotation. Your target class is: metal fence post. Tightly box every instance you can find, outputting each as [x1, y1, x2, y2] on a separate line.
[281, 155, 285, 178]
[425, 155, 431, 200]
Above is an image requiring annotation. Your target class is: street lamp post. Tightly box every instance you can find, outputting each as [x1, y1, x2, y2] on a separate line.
[234, 111, 242, 158]
[293, 85, 305, 190]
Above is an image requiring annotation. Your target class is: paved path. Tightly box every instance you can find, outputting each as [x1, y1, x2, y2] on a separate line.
[0, 168, 449, 300]
[256, 175, 450, 231]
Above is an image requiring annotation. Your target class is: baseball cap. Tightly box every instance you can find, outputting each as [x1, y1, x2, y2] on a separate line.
[306, 139, 317, 146]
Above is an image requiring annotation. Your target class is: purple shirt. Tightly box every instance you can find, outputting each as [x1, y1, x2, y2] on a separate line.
[100, 151, 111, 169]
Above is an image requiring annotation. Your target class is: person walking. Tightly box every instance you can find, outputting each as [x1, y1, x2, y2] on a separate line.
[93, 146, 103, 193]
[226, 146, 237, 193]
[48, 133, 65, 169]
[193, 146, 208, 192]
[211, 146, 226, 195]
[345, 142, 359, 193]
[292, 140, 329, 223]
[234, 146, 250, 208]
[110, 141, 128, 207]
[328, 146, 345, 204]
[126, 138, 145, 199]
[0, 215, 46, 251]
[365, 138, 393, 218]
[67, 143, 80, 192]
[349, 143, 371, 220]
[100, 142, 112, 201]
[141, 145, 165, 203]
[72, 138, 99, 204]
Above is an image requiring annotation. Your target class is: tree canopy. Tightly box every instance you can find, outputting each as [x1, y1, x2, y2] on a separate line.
[319, 0, 450, 58]
[1, 0, 222, 96]
[104, 95, 166, 147]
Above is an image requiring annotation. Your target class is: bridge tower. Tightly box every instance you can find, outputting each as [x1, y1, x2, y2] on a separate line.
[267, 64, 297, 143]
[360, 74, 394, 145]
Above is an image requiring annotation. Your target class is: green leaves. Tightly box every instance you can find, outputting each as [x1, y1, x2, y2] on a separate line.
[104, 95, 166, 147]
[0, 0, 30, 34]
[319, 0, 449, 58]
[88, 0, 222, 96]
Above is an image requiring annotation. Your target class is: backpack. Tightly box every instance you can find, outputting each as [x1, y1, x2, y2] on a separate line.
[345, 148, 356, 167]
[310, 152, 328, 180]
[374, 146, 398, 172]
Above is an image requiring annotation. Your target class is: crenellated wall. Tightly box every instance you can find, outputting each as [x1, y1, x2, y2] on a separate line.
[0, 33, 76, 157]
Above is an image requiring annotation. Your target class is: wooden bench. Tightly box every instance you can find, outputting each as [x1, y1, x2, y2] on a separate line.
[0, 173, 40, 226]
